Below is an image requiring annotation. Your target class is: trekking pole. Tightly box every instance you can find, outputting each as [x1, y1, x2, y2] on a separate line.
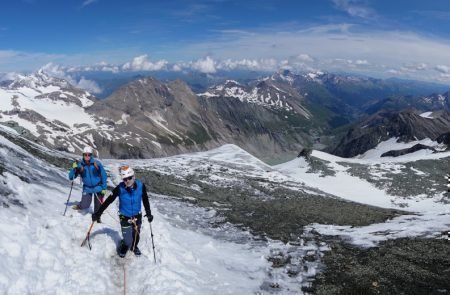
[63, 181, 74, 216]
[81, 222, 95, 250]
[149, 223, 156, 263]
[147, 193, 157, 263]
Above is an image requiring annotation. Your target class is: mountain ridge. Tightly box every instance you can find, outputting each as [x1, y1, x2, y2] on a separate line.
[1, 69, 450, 160]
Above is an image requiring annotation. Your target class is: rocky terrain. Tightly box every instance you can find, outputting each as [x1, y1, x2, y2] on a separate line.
[105, 142, 450, 294]
[1, 122, 449, 293]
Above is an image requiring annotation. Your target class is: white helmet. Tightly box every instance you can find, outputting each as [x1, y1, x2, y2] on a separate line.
[83, 146, 93, 154]
[120, 166, 135, 179]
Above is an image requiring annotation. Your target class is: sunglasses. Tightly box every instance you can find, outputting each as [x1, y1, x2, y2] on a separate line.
[83, 153, 92, 157]
[123, 176, 133, 182]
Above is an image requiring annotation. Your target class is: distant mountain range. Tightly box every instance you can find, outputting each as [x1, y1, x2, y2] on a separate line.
[0, 69, 449, 160]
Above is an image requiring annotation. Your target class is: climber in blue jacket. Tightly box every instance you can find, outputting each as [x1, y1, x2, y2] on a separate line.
[92, 165, 153, 258]
[68, 146, 108, 219]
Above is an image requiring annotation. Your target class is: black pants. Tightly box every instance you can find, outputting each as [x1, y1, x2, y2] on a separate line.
[119, 214, 142, 250]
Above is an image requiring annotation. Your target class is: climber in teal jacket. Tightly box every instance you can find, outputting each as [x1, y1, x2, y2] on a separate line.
[68, 146, 108, 216]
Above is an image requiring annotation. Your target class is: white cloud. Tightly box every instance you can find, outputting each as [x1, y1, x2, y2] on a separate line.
[77, 77, 102, 94]
[296, 54, 315, 63]
[402, 62, 427, 71]
[5, 22, 450, 86]
[40, 62, 67, 77]
[121, 55, 168, 71]
[170, 24, 450, 83]
[171, 64, 183, 72]
[0, 72, 20, 81]
[81, 0, 98, 8]
[355, 59, 369, 65]
[0, 50, 68, 72]
[0, 50, 22, 60]
[435, 65, 450, 73]
[67, 63, 120, 73]
[191, 56, 216, 73]
[216, 58, 278, 72]
[331, 0, 376, 19]
[387, 69, 400, 74]
[39, 63, 102, 94]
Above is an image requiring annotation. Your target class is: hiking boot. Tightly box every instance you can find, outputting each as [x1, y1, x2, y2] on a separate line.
[118, 242, 128, 258]
[72, 204, 81, 210]
[133, 247, 141, 256]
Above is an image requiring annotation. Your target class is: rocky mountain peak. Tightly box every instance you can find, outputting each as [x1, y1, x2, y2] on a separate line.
[418, 92, 450, 108]
[332, 110, 450, 157]
[199, 77, 311, 116]
[5, 70, 69, 90]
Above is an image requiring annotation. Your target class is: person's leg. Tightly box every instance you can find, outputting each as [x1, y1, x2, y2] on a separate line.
[120, 215, 133, 249]
[93, 192, 104, 213]
[131, 214, 142, 255]
[78, 192, 92, 209]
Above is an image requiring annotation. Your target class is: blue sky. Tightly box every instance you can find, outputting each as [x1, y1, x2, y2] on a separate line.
[1, 0, 450, 84]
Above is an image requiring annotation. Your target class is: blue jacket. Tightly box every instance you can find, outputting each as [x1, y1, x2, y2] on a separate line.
[118, 180, 144, 217]
[68, 158, 107, 193]
[97, 179, 151, 218]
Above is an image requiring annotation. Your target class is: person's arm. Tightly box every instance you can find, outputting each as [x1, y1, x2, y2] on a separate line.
[92, 185, 119, 221]
[68, 161, 80, 180]
[142, 184, 153, 222]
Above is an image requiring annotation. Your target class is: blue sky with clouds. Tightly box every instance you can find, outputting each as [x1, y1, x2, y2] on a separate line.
[1, 0, 450, 83]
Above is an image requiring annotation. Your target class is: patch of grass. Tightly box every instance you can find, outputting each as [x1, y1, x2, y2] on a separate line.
[185, 123, 212, 145]
[156, 134, 182, 145]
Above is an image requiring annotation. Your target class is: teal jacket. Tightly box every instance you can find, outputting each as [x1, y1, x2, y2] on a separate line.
[68, 158, 107, 193]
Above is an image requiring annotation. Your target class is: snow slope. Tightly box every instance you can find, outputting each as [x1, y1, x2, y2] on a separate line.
[274, 139, 450, 247]
[1, 130, 449, 293]
[2, 134, 328, 294]
[0, 135, 277, 294]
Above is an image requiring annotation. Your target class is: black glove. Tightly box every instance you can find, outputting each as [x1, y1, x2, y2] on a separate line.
[146, 214, 153, 223]
[92, 212, 101, 222]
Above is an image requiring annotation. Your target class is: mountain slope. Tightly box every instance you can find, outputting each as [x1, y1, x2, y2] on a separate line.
[1, 124, 449, 294]
[88, 76, 320, 160]
[331, 110, 450, 157]
[0, 71, 113, 153]
[0, 126, 275, 294]
[1, 72, 319, 160]
[364, 91, 450, 115]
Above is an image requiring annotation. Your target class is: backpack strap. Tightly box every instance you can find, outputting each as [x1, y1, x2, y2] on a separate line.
[79, 161, 99, 173]
[94, 161, 100, 171]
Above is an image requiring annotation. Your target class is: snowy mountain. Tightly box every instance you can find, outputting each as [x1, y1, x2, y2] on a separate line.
[1, 69, 449, 162]
[0, 70, 115, 153]
[199, 79, 311, 118]
[274, 70, 450, 108]
[0, 72, 318, 160]
[331, 110, 450, 157]
[269, 70, 450, 131]
[365, 91, 450, 115]
[1, 124, 449, 294]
